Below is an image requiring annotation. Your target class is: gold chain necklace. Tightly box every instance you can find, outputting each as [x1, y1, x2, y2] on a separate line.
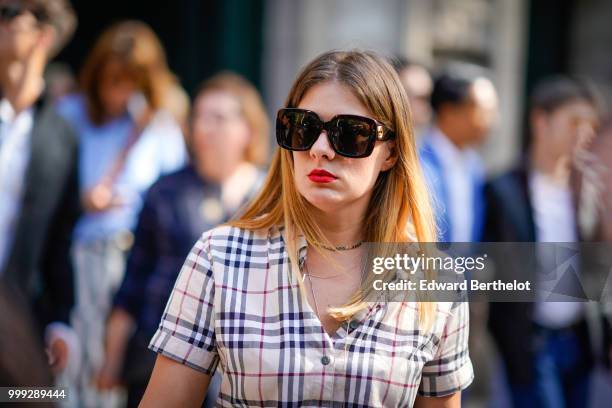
[301, 269, 345, 280]
[318, 241, 363, 251]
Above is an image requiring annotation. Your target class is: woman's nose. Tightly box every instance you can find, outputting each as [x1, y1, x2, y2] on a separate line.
[309, 131, 335, 161]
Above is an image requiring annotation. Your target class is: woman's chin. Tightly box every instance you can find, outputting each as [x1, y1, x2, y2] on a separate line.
[302, 192, 346, 214]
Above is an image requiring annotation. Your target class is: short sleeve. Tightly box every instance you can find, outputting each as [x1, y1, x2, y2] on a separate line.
[149, 232, 220, 375]
[418, 301, 474, 397]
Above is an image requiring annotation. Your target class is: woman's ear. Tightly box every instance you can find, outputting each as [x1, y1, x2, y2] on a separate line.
[380, 141, 398, 171]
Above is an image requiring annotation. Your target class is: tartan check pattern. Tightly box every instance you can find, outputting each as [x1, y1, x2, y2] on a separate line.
[150, 225, 473, 407]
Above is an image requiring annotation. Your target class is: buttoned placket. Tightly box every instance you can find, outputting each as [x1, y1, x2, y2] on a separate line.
[294, 234, 337, 404]
[293, 232, 386, 406]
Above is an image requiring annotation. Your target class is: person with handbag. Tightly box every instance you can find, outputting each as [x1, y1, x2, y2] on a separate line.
[95, 72, 269, 407]
[55, 20, 187, 407]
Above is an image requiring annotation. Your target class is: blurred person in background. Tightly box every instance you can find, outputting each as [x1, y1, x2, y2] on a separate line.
[419, 66, 498, 242]
[484, 76, 600, 408]
[55, 20, 187, 406]
[44, 61, 75, 104]
[0, 0, 79, 383]
[419, 66, 498, 408]
[0, 281, 53, 388]
[392, 57, 433, 137]
[572, 115, 612, 242]
[94, 72, 269, 407]
[571, 114, 612, 388]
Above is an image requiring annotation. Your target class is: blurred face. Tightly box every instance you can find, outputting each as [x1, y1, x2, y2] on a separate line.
[443, 78, 498, 147]
[293, 81, 396, 214]
[0, 0, 46, 61]
[97, 59, 137, 119]
[533, 99, 598, 159]
[399, 65, 432, 130]
[191, 90, 251, 180]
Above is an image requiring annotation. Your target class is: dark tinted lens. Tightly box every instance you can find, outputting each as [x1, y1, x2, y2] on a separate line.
[330, 117, 375, 157]
[277, 110, 321, 150]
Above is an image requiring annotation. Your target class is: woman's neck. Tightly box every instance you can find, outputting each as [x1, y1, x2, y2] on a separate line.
[309, 201, 367, 248]
[304, 203, 367, 285]
[530, 146, 570, 187]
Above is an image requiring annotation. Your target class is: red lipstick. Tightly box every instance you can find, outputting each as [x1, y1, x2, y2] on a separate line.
[308, 169, 338, 183]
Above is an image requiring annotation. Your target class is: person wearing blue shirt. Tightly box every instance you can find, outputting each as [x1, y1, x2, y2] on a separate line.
[419, 67, 498, 243]
[417, 64, 498, 408]
[55, 21, 187, 407]
[96, 72, 269, 407]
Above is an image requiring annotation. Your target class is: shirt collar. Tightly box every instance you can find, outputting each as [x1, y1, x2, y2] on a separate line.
[278, 224, 384, 322]
[529, 169, 571, 200]
[278, 225, 308, 266]
[0, 98, 16, 123]
[428, 126, 482, 168]
[0, 98, 35, 148]
[429, 126, 465, 161]
[0, 97, 38, 124]
[0, 76, 46, 119]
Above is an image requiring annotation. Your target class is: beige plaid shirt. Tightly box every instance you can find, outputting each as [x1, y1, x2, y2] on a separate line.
[150, 225, 473, 407]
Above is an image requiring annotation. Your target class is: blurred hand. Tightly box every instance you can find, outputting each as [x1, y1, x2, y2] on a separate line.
[2, 19, 50, 114]
[46, 338, 68, 375]
[95, 308, 135, 391]
[94, 361, 122, 390]
[82, 183, 125, 213]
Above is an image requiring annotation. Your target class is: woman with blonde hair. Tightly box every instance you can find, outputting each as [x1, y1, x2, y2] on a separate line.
[56, 20, 187, 407]
[96, 71, 269, 407]
[141, 50, 473, 407]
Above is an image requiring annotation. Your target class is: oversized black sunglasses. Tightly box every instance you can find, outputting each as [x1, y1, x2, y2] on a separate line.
[276, 108, 395, 158]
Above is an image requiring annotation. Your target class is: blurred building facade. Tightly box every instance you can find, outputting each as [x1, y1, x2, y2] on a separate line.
[262, 0, 612, 175]
[263, 0, 526, 175]
[56, 0, 612, 172]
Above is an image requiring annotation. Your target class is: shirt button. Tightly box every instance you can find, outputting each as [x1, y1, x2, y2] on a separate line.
[349, 320, 359, 330]
[321, 355, 331, 365]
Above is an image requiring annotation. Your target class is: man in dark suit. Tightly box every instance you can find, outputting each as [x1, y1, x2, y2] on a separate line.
[0, 0, 78, 374]
[0, 281, 53, 387]
[484, 76, 600, 407]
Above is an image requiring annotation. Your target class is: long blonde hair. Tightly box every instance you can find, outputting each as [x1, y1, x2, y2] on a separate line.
[230, 50, 437, 328]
